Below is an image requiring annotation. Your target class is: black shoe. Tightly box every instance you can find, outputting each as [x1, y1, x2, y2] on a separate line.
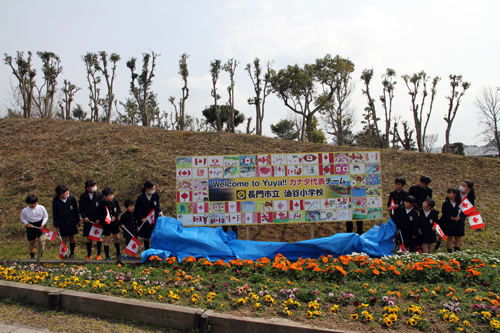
[68, 254, 75, 259]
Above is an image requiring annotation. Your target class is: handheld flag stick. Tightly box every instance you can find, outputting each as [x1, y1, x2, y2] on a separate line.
[122, 226, 135, 238]
[138, 221, 146, 231]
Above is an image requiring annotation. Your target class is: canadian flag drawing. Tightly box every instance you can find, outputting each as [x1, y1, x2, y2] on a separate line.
[289, 200, 304, 211]
[321, 153, 333, 164]
[459, 197, 475, 216]
[88, 223, 103, 241]
[59, 242, 69, 259]
[468, 211, 485, 229]
[434, 222, 447, 240]
[125, 237, 141, 257]
[145, 209, 155, 225]
[177, 191, 192, 203]
[45, 230, 57, 241]
[225, 201, 241, 213]
[105, 207, 111, 224]
[194, 157, 207, 167]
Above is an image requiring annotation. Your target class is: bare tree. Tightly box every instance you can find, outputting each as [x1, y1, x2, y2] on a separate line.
[321, 82, 356, 146]
[209, 59, 222, 131]
[476, 86, 500, 157]
[245, 58, 272, 136]
[380, 68, 397, 148]
[32, 52, 62, 119]
[178, 53, 189, 130]
[424, 133, 439, 153]
[98, 52, 121, 123]
[223, 58, 239, 133]
[3, 52, 37, 118]
[126, 51, 160, 127]
[60, 80, 80, 120]
[402, 71, 440, 152]
[360, 69, 383, 147]
[443, 74, 471, 153]
[82, 52, 101, 122]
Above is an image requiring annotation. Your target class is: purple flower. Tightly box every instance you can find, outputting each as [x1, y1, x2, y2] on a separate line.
[388, 300, 395, 306]
[382, 296, 389, 302]
[328, 293, 334, 298]
[455, 308, 461, 314]
[259, 291, 264, 296]
[471, 304, 480, 310]
[290, 294, 295, 300]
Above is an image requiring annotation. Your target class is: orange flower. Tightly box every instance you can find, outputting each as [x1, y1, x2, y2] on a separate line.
[373, 269, 380, 275]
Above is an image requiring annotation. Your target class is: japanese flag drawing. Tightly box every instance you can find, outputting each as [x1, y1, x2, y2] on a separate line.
[468, 211, 485, 229]
[459, 196, 475, 216]
[125, 237, 141, 257]
[59, 242, 69, 259]
[434, 222, 447, 240]
[390, 199, 396, 215]
[45, 230, 57, 241]
[88, 223, 103, 241]
[146, 209, 155, 225]
[105, 206, 111, 224]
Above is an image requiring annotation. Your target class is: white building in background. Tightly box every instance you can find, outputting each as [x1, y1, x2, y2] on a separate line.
[429, 144, 499, 158]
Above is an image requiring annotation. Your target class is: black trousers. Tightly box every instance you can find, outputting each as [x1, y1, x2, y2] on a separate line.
[346, 221, 363, 235]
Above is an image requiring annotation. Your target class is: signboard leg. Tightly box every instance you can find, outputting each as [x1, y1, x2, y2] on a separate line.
[310, 224, 315, 239]
[245, 227, 250, 240]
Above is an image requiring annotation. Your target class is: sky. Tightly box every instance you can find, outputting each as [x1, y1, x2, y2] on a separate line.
[1, 0, 499, 147]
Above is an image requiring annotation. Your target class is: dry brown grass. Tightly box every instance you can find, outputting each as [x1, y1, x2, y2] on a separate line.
[0, 118, 499, 258]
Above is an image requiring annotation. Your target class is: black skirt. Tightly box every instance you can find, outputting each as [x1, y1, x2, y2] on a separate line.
[446, 219, 465, 237]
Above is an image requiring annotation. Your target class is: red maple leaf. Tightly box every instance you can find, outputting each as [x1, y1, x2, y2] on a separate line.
[463, 203, 468, 208]
[473, 217, 478, 222]
[132, 244, 137, 249]
[277, 202, 284, 210]
[181, 192, 189, 200]
[294, 202, 299, 207]
[94, 229, 99, 235]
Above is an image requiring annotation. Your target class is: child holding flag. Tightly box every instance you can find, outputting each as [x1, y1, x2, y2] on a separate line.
[21, 194, 49, 259]
[97, 188, 123, 260]
[418, 199, 439, 253]
[135, 181, 163, 251]
[79, 180, 104, 260]
[52, 185, 80, 259]
[119, 200, 138, 259]
[387, 177, 409, 220]
[395, 195, 420, 253]
[442, 188, 463, 252]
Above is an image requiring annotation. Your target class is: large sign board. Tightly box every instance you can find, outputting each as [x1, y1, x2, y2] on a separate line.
[175, 152, 382, 226]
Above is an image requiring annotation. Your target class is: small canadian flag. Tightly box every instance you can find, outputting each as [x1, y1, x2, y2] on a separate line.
[459, 197, 475, 216]
[40, 227, 50, 233]
[59, 242, 69, 259]
[146, 209, 155, 225]
[468, 211, 485, 230]
[88, 223, 103, 241]
[105, 207, 111, 224]
[434, 222, 447, 240]
[390, 199, 396, 215]
[125, 237, 141, 257]
[45, 230, 57, 241]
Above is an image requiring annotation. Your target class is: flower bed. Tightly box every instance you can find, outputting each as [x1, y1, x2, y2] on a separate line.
[1, 250, 500, 332]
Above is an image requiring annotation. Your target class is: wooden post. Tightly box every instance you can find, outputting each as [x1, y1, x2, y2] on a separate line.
[310, 223, 315, 239]
[246, 227, 250, 240]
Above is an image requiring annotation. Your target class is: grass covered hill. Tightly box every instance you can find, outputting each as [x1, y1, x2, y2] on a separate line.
[0, 118, 499, 256]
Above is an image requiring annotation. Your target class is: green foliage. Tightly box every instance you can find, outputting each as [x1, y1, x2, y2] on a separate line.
[72, 104, 87, 121]
[270, 119, 299, 140]
[202, 104, 245, 131]
[442, 142, 465, 155]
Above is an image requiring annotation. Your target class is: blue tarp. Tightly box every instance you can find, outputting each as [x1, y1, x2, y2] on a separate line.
[141, 217, 397, 263]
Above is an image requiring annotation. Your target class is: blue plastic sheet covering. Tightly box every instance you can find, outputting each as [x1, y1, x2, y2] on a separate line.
[141, 217, 397, 263]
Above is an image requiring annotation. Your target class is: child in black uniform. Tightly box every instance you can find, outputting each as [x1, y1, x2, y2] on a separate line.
[135, 181, 163, 250]
[395, 195, 420, 253]
[52, 185, 80, 259]
[387, 177, 409, 221]
[119, 200, 138, 259]
[79, 180, 104, 260]
[409, 176, 433, 208]
[20, 195, 49, 259]
[418, 199, 439, 253]
[97, 188, 122, 260]
[442, 188, 462, 253]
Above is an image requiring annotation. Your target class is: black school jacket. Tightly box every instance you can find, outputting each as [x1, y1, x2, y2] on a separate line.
[52, 195, 80, 229]
[387, 189, 409, 219]
[119, 210, 138, 230]
[418, 208, 439, 237]
[79, 191, 104, 222]
[134, 192, 162, 221]
[395, 206, 420, 237]
[97, 198, 121, 223]
[441, 199, 460, 226]
[409, 185, 433, 208]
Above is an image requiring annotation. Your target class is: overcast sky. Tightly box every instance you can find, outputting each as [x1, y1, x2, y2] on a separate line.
[1, 0, 499, 147]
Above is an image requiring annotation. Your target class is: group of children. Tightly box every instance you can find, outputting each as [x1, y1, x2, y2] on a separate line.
[388, 176, 476, 254]
[20, 180, 162, 260]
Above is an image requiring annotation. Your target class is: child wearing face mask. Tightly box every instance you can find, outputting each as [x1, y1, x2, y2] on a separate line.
[135, 181, 163, 251]
[442, 188, 463, 253]
[52, 185, 80, 259]
[79, 180, 104, 260]
[21, 194, 49, 259]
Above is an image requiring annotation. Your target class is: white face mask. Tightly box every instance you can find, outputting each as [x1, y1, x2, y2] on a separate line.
[91, 186, 97, 193]
[458, 186, 465, 192]
[148, 190, 155, 195]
